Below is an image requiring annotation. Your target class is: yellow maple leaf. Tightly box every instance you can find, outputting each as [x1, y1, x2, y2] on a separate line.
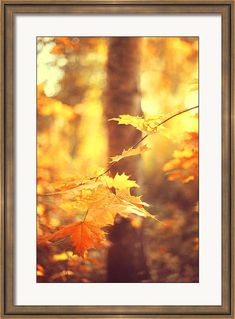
[110, 113, 174, 134]
[115, 192, 155, 220]
[83, 186, 154, 226]
[110, 114, 145, 131]
[41, 177, 102, 196]
[102, 173, 139, 190]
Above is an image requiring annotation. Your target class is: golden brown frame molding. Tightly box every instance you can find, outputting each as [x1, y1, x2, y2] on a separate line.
[0, 1, 234, 318]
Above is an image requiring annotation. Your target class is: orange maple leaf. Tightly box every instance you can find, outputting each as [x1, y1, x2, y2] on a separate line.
[38, 221, 106, 257]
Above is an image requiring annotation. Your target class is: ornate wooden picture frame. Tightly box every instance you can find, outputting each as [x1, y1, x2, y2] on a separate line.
[0, 1, 234, 318]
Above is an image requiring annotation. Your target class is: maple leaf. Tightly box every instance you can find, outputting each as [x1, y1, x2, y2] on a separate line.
[116, 189, 150, 207]
[83, 186, 119, 225]
[115, 190, 157, 220]
[38, 170, 157, 233]
[110, 144, 150, 163]
[39, 221, 106, 257]
[50, 178, 102, 195]
[110, 114, 146, 132]
[118, 201, 152, 219]
[110, 113, 173, 134]
[85, 186, 155, 225]
[101, 173, 139, 190]
[80, 185, 146, 226]
[89, 186, 154, 223]
[39, 174, 103, 196]
[43, 184, 117, 226]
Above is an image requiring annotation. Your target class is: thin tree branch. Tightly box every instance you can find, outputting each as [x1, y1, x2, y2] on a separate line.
[39, 105, 198, 196]
[157, 105, 198, 127]
[97, 105, 199, 177]
[131, 134, 149, 149]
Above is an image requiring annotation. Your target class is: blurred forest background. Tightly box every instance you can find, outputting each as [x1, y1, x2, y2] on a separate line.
[37, 37, 199, 283]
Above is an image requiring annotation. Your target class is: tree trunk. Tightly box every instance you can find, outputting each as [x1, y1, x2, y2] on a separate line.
[104, 37, 150, 282]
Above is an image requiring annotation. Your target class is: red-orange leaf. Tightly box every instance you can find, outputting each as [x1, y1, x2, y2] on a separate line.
[39, 221, 106, 257]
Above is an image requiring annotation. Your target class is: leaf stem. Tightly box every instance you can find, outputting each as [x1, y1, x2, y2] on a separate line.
[82, 209, 89, 223]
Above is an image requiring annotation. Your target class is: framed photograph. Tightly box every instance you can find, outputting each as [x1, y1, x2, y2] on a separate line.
[0, 0, 234, 318]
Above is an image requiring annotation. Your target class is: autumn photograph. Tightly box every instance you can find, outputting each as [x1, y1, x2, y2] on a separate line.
[37, 37, 199, 283]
